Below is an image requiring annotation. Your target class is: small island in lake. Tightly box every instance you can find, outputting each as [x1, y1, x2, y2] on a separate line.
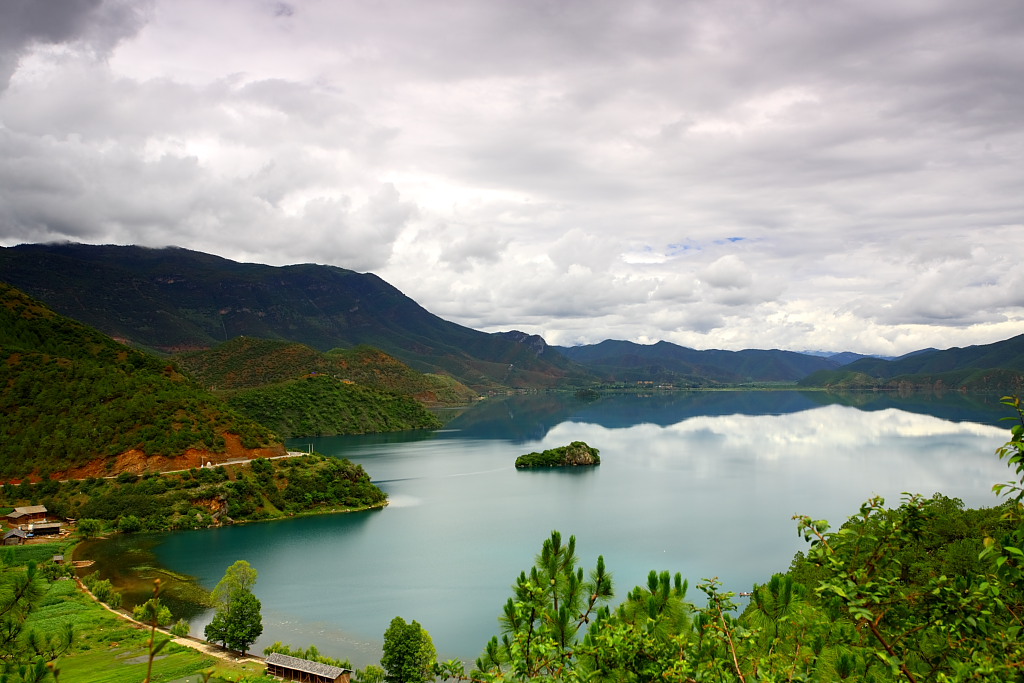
[515, 441, 600, 468]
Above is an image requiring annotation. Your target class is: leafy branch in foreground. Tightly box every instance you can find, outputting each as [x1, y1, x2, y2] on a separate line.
[0, 558, 73, 683]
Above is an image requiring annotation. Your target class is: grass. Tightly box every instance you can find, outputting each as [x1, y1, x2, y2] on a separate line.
[25, 579, 216, 683]
[7, 546, 266, 683]
[5, 540, 76, 565]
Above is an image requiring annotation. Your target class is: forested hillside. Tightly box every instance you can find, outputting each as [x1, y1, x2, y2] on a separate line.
[0, 453, 385, 532]
[175, 337, 477, 403]
[800, 334, 1024, 391]
[0, 283, 281, 479]
[226, 375, 443, 438]
[0, 243, 592, 391]
[556, 339, 840, 383]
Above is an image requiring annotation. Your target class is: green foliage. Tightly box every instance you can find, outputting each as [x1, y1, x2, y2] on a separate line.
[357, 664, 387, 683]
[38, 561, 73, 583]
[381, 616, 437, 683]
[475, 476, 1024, 681]
[0, 282, 279, 478]
[205, 590, 262, 654]
[0, 559, 74, 682]
[210, 560, 258, 610]
[170, 618, 191, 637]
[23, 577, 215, 683]
[205, 561, 263, 654]
[81, 573, 126, 612]
[515, 442, 600, 468]
[0, 455, 387, 532]
[474, 531, 613, 679]
[227, 375, 443, 438]
[133, 601, 173, 627]
[76, 519, 103, 539]
[176, 337, 477, 404]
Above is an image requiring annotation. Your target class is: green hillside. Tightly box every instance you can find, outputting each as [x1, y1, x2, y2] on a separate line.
[175, 336, 477, 403]
[556, 339, 840, 384]
[799, 334, 1024, 392]
[0, 282, 280, 479]
[0, 243, 593, 391]
[2, 454, 386, 532]
[226, 375, 443, 437]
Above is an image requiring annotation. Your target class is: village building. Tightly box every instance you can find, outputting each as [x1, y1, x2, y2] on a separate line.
[5, 505, 48, 525]
[3, 529, 27, 546]
[265, 653, 352, 683]
[27, 522, 62, 537]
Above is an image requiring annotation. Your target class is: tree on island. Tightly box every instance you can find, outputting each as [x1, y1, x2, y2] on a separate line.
[381, 616, 437, 683]
[204, 560, 263, 654]
[515, 441, 600, 468]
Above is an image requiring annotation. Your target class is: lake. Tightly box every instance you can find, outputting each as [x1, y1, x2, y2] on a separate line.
[83, 391, 1017, 668]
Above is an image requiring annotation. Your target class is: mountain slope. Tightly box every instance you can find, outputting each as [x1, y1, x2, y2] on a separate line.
[0, 282, 282, 479]
[0, 243, 591, 391]
[799, 335, 1024, 391]
[174, 336, 477, 403]
[556, 339, 840, 383]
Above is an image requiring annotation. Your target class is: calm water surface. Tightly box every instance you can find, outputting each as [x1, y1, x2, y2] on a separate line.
[99, 392, 1016, 667]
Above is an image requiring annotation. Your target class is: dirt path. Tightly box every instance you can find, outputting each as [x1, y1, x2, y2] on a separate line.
[75, 578, 263, 666]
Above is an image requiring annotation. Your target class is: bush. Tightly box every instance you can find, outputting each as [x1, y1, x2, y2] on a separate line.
[40, 561, 74, 581]
[170, 619, 191, 637]
[117, 514, 142, 533]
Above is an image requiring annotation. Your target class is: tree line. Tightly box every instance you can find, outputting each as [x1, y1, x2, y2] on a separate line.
[0, 454, 387, 534]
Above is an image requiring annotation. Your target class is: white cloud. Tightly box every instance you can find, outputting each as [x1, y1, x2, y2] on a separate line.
[1, 0, 1023, 355]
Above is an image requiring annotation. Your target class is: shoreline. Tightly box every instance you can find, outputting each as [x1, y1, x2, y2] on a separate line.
[71, 498, 391, 633]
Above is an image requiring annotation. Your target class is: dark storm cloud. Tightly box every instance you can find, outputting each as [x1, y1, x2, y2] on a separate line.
[0, 0, 149, 89]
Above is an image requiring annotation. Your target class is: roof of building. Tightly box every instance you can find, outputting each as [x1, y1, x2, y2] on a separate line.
[3, 529, 27, 539]
[29, 522, 61, 530]
[265, 653, 351, 679]
[13, 506, 48, 515]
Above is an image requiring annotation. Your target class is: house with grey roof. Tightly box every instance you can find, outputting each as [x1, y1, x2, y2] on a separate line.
[3, 529, 27, 546]
[265, 652, 352, 683]
[6, 505, 48, 525]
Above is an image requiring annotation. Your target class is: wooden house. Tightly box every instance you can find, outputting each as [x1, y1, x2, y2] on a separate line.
[3, 529, 27, 545]
[6, 505, 48, 525]
[265, 653, 352, 683]
[27, 522, 62, 536]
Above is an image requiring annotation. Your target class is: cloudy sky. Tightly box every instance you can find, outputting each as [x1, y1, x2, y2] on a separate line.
[1, 0, 1023, 354]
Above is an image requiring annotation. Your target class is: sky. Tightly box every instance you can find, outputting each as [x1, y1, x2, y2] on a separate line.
[1, 0, 1023, 355]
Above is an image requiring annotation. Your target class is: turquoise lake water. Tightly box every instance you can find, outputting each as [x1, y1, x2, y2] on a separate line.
[105, 391, 1017, 667]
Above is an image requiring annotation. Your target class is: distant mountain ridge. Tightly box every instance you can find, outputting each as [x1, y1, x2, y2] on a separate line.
[0, 243, 592, 391]
[799, 335, 1024, 391]
[554, 339, 841, 383]
[5, 242, 1023, 392]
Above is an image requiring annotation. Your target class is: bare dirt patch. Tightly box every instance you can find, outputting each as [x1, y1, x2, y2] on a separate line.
[47, 434, 285, 480]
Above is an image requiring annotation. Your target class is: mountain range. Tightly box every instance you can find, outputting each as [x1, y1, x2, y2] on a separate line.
[0, 243, 589, 391]
[3, 242, 1024, 392]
